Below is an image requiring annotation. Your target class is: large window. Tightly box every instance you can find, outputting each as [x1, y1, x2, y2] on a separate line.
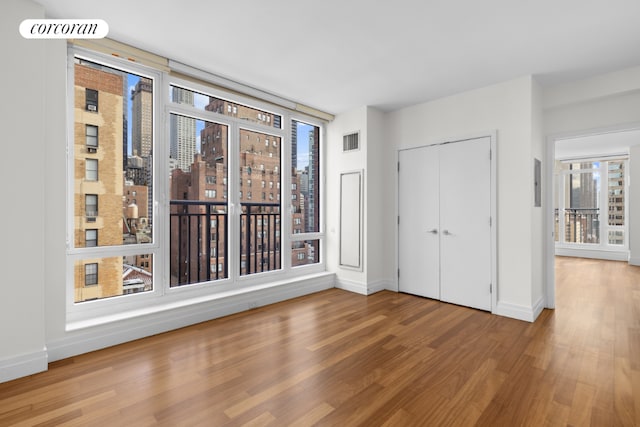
[67, 47, 324, 319]
[554, 158, 627, 248]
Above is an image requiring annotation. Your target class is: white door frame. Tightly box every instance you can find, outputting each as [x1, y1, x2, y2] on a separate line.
[544, 123, 640, 309]
[395, 131, 498, 314]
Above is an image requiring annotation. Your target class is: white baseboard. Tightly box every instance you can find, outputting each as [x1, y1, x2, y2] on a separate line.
[495, 298, 545, 323]
[335, 278, 390, 295]
[368, 279, 391, 294]
[47, 273, 335, 363]
[335, 278, 368, 295]
[555, 248, 628, 261]
[0, 349, 48, 383]
[532, 296, 545, 321]
[629, 257, 640, 266]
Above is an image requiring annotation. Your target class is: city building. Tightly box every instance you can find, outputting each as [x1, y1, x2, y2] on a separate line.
[72, 62, 125, 302]
[130, 77, 153, 158]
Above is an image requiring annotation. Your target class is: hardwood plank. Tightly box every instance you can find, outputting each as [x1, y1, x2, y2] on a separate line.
[1, 258, 639, 426]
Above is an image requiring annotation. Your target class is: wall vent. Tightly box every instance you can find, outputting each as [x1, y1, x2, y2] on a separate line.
[343, 132, 360, 152]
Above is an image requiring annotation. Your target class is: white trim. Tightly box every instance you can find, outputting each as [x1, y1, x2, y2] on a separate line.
[368, 279, 391, 294]
[495, 298, 544, 323]
[335, 278, 369, 295]
[533, 296, 545, 322]
[0, 349, 48, 384]
[629, 257, 640, 266]
[555, 249, 629, 261]
[49, 273, 335, 362]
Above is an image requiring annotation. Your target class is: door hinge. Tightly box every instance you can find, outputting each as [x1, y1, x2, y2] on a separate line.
[489, 149, 492, 160]
[398, 269, 400, 279]
[490, 283, 492, 293]
[489, 216, 492, 226]
[397, 161, 400, 172]
[397, 216, 400, 225]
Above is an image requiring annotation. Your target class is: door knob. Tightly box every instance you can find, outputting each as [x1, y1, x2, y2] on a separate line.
[442, 229, 451, 235]
[428, 229, 438, 234]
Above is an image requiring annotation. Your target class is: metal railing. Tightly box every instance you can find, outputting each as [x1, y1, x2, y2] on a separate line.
[170, 200, 227, 287]
[555, 208, 600, 244]
[240, 202, 281, 276]
[169, 200, 282, 285]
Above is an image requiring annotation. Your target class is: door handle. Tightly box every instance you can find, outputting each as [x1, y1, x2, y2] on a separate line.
[442, 229, 452, 236]
[428, 229, 438, 234]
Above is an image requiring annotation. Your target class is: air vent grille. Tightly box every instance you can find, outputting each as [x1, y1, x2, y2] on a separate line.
[343, 132, 359, 152]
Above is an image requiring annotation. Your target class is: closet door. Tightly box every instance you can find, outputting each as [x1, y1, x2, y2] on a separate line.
[398, 145, 440, 299]
[439, 138, 492, 311]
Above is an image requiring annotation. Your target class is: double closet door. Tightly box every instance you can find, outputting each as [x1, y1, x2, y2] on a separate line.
[398, 137, 492, 311]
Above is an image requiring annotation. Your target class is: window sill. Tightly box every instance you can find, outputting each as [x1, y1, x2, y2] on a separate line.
[66, 271, 335, 332]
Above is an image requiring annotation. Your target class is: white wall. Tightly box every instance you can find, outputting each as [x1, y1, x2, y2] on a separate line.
[326, 107, 368, 291]
[387, 76, 542, 320]
[531, 79, 545, 310]
[365, 107, 395, 291]
[0, 0, 48, 382]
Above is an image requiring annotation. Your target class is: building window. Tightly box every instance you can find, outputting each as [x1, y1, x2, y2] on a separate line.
[85, 194, 97, 218]
[85, 229, 97, 247]
[86, 125, 98, 151]
[85, 158, 98, 181]
[85, 263, 98, 286]
[85, 88, 98, 112]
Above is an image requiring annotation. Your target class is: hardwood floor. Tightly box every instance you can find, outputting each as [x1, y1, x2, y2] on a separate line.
[1, 257, 639, 426]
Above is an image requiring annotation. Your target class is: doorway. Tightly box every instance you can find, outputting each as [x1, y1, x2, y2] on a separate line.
[545, 127, 640, 309]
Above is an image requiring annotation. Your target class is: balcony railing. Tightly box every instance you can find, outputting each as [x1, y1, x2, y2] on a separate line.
[555, 208, 600, 244]
[241, 202, 281, 276]
[170, 200, 227, 287]
[169, 200, 282, 285]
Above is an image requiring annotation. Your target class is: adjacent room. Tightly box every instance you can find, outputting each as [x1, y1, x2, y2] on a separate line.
[2, 0, 640, 424]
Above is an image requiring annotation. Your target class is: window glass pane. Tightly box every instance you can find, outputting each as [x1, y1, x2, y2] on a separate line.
[74, 255, 153, 303]
[563, 170, 600, 244]
[608, 230, 624, 245]
[292, 240, 319, 266]
[560, 161, 599, 171]
[607, 160, 624, 227]
[74, 58, 153, 247]
[86, 125, 98, 148]
[85, 229, 97, 247]
[291, 121, 320, 234]
[170, 85, 281, 129]
[169, 115, 229, 286]
[240, 129, 281, 276]
[85, 158, 98, 181]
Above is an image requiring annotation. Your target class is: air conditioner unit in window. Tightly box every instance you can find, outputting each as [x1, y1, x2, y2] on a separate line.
[87, 104, 97, 112]
[87, 146, 97, 153]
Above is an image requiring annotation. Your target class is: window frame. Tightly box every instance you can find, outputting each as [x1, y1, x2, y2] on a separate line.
[289, 117, 325, 268]
[65, 46, 325, 325]
[85, 158, 98, 181]
[66, 46, 164, 322]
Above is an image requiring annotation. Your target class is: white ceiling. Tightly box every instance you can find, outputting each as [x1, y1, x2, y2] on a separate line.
[33, 0, 640, 115]
[556, 129, 640, 159]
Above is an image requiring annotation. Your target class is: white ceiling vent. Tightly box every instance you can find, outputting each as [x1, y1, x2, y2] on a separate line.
[343, 132, 360, 152]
